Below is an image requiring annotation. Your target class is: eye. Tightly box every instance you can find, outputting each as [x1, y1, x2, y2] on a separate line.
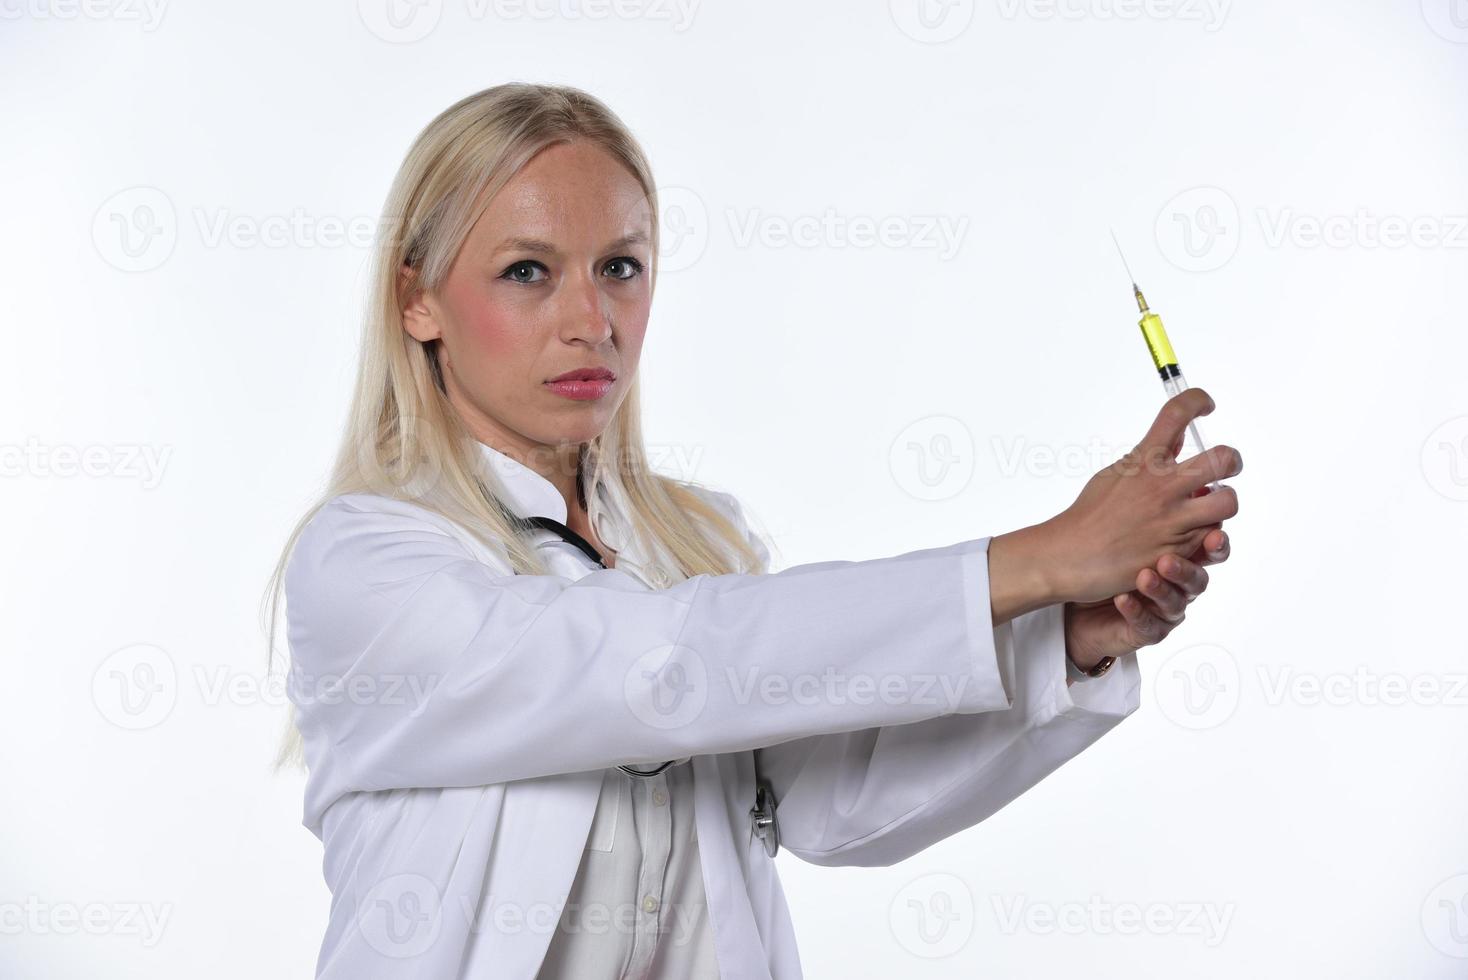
[603, 257, 644, 281]
[501, 260, 548, 285]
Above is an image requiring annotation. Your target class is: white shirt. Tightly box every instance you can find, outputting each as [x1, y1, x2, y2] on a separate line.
[535, 764, 717, 978]
[284, 438, 1143, 979]
[526, 482, 719, 978]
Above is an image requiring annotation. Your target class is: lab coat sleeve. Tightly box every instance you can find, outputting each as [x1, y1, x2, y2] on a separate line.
[725, 495, 1143, 868]
[283, 494, 1018, 807]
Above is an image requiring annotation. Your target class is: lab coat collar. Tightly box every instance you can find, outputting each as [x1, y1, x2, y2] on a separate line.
[473, 440, 570, 524]
[472, 439, 631, 555]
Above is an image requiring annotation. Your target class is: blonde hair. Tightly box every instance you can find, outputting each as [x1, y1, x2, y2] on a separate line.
[262, 83, 767, 772]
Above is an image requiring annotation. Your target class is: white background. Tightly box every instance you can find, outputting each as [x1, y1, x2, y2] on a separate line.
[4, 0, 1466, 976]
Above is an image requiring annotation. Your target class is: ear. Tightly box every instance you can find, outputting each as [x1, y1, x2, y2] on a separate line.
[399, 262, 441, 343]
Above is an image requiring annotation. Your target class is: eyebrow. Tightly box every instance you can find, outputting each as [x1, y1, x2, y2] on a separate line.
[493, 230, 651, 256]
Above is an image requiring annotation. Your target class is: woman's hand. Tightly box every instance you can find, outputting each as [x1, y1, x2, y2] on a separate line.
[1063, 527, 1232, 674]
[1044, 387, 1242, 605]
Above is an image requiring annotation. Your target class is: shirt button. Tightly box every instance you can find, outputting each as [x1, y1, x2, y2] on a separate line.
[642, 895, 659, 913]
[652, 789, 667, 806]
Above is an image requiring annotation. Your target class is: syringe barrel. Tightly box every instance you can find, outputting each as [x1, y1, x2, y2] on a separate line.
[1160, 369, 1222, 493]
[1139, 311, 1179, 374]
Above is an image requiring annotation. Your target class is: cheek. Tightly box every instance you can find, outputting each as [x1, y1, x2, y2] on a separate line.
[615, 302, 652, 362]
[441, 280, 532, 366]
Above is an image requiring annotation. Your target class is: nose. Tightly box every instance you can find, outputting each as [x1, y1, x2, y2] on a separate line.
[558, 268, 614, 346]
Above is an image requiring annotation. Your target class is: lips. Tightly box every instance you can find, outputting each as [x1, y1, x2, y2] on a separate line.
[547, 368, 616, 383]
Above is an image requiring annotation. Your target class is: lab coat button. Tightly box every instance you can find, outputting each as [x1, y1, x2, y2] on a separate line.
[652, 789, 667, 806]
[642, 895, 659, 913]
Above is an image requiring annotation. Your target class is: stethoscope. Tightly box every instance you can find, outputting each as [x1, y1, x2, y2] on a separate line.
[521, 512, 781, 857]
[522, 514, 679, 779]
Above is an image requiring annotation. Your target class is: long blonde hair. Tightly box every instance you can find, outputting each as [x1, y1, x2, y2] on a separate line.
[262, 83, 766, 772]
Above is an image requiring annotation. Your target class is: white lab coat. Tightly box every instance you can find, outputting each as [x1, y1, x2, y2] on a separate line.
[283, 445, 1142, 979]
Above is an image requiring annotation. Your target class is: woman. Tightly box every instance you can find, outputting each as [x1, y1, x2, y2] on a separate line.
[265, 82, 1240, 979]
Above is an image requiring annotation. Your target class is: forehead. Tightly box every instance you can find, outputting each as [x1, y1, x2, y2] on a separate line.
[471, 140, 652, 247]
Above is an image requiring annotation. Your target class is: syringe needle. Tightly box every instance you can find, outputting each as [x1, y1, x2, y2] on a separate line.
[1109, 227, 1137, 286]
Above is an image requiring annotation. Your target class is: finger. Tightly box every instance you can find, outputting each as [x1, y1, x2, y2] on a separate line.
[1180, 483, 1239, 530]
[1136, 567, 1188, 622]
[1156, 552, 1209, 599]
[1115, 592, 1169, 645]
[1199, 529, 1230, 565]
[1178, 526, 1229, 566]
[1137, 388, 1215, 463]
[1176, 443, 1243, 494]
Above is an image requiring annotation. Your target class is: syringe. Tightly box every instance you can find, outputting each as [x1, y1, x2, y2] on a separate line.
[1110, 231, 1222, 494]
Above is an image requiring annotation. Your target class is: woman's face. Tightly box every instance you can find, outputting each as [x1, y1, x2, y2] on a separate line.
[401, 139, 654, 476]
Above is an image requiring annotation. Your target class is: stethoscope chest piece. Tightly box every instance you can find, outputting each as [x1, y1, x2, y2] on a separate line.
[750, 778, 779, 859]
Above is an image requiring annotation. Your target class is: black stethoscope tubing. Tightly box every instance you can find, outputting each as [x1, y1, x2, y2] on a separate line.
[522, 515, 677, 779]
